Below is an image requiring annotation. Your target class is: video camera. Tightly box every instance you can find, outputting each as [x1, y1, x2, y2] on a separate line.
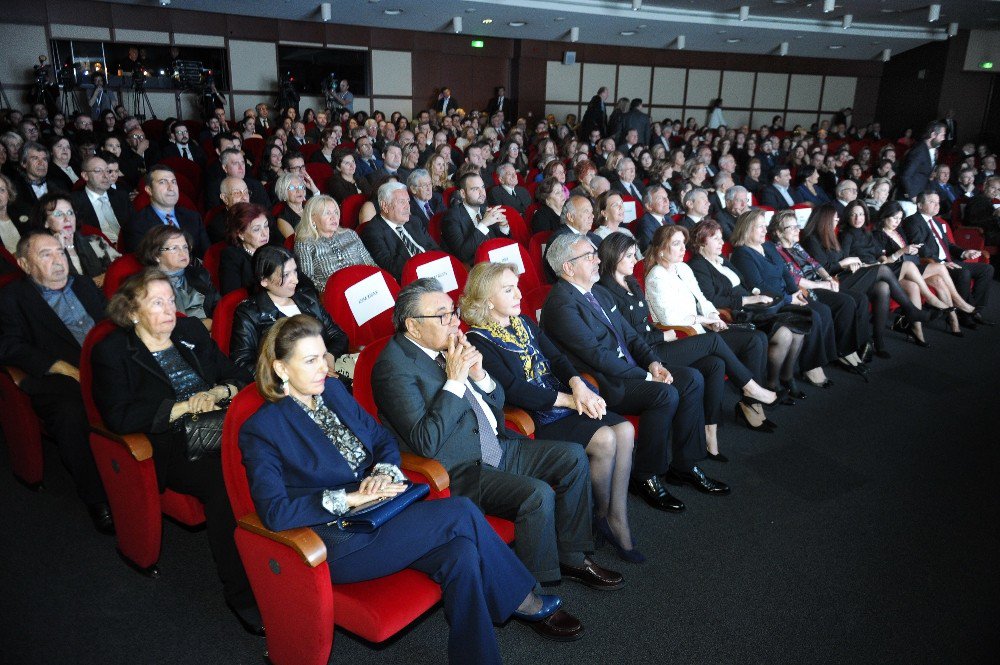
[173, 59, 212, 90]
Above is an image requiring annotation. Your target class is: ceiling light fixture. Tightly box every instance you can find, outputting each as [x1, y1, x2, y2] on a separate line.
[508, 21, 526, 27]
[482, 18, 493, 24]
[676, 34, 686, 50]
[452, 16, 462, 33]
[928, 4, 941, 22]
[843, 14, 852, 29]
[882, 48, 892, 62]
[947, 22, 959, 37]
[780, 41, 789, 56]
[621, 30, 636, 36]
[320, 2, 331, 22]
[739, 6, 750, 21]
[828, 44, 844, 49]
[632, 0, 642, 10]
[570, 26, 579, 42]
[383, 8, 401, 15]
[823, 0, 835, 13]
[726, 38, 742, 43]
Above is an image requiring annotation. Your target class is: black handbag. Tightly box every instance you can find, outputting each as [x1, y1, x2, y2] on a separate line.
[334, 481, 430, 533]
[181, 400, 230, 462]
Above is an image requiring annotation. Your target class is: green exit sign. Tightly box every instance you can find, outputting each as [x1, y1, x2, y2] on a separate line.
[471, 40, 485, 48]
[980, 61, 994, 70]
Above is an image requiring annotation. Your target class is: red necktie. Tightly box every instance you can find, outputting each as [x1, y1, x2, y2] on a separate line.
[926, 218, 952, 262]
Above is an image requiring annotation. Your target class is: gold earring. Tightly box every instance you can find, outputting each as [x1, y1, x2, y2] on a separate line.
[487, 302, 494, 309]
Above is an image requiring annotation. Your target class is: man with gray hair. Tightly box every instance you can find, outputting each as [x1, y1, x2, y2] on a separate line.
[832, 178, 859, 219]
[543, 195, 603, 281]
[637, 184, 674, 253]
[372, 277, 613, 640]
[406, 168, 444, 225]
[709, 171, 733, 218]
[715, 185, 750, 241]
[679, 187, 712, 230]
[540, 233, 728, 513]
[206, 147, 270, 209]
[486, 163, 532, 214]
[359, 180, 440, 281]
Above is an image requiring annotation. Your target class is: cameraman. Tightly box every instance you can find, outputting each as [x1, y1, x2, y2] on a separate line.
[327, 78, 353, 114]
[87, 74, 118, 119]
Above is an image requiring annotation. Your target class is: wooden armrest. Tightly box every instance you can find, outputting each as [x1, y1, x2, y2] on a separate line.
[579, 372, 598, 387]
[503, 405, 535, 438]
[400, 452, 450, 492]
[4, 365, 28, 387]
[236, 513, 327, 567]
[919, 257, 936, 265]
[654, 323, 700, 337]
[91, 425, 154, 462]
[718, 308, 733, 323]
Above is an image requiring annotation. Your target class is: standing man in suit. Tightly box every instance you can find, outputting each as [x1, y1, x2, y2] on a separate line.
[485, 86, 511, 118]
[901, 122, 946, 201]
[486, 164, 532, 214]
[903, 190, 994, 327]
[580, 87, 609, 139]
[407, 169, 445, 226]
[619, 99, 651, 146]
[758, 166, 802, 212]
[0, 230, 112, 533]
[941, 109, 958, 154]
[160, 122, 207, 169]
[434, 87, 458, 116]
[359, 181, 440, 281]
[373, 279, 619, 640]
[637, 185, 674, 253]
[123, 165, 210, 256]
[442, 172, 511, 264]
[71, 155, 130, 246]
[540, 233, 729, 513]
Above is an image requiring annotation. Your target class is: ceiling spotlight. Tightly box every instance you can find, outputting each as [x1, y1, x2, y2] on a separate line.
[320, 2, 331, 22]
[383, 8, 401, 14]
[452, 16, 463, 33]
[779, 42, 789, 56]
[726, 38, 742, 43]
[842, 14, 852, 29]
[823, 0, 835, 13]
[570, 26, 579, 42]
[508, 21, 526, 27]
[739, 5, 750, 21]
[621, 30, 636, 36]
[676, 34, 686, 50]
[928, 4, 940, 22]
[947, 22, 959, 37]
[632, 0, 642, 10]
[881, 48, 892, 62]
[482, 18, 493, 24]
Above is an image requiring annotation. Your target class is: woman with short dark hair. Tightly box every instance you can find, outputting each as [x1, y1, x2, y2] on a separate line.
[136, 224, 219, 329]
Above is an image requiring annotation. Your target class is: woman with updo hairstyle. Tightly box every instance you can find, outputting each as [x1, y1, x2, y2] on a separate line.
[593, 191, 635, 241]
[92, 268, 258, 634]
[241, 314, 558, 664]
[218, 202, 270, 295]
[460, 262, 643, 562]
[530, 177, 567, 234]
[136, 224, 219, 329]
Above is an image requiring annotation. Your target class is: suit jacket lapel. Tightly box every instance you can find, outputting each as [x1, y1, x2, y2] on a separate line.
[23, 283, 80, 349]
[126, 332, 173, 388]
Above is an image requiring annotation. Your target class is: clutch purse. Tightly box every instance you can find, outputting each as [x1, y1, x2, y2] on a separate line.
[334, 481, 430, 533]
[181, 400, 230, 462]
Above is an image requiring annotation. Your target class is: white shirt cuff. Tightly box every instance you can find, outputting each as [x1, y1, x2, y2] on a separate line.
[443, 379, 467, 398]
[644, 372, 654, 381]
[321, 488, 349, 516]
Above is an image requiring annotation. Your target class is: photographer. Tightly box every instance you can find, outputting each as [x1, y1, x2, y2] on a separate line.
[326, 78, 353, 114]
[87, 74, 118, 119]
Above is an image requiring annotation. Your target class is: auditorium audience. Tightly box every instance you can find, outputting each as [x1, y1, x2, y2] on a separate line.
[294, 194, 375, 293]
[30, 192, 119, 287]
[218, 202, 270, 295]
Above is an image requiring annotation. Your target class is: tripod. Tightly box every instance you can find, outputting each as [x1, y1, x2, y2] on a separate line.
[129, 83, 157, 121]
[59, 86, 82, 117]
[0, 76, 11, 109]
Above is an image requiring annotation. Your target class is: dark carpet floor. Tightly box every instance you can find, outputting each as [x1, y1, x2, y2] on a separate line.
[2, 286, 999, 665]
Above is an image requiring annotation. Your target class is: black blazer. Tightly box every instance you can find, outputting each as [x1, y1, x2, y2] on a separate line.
[160, 142, 207, 169]
[229, 288, 348, 376]
[531, 205, 561, 234]
[686, 252, 762, 311]
[204, 175, 270, 209]
[442, 204, 506, 264]
[358, 215, 441, 282]
[124, 206, 211, 257]
[71, 188, 132, 238]
[539, 279, 659, 404]
[714, 209, 737, 241]
[758, 184, 802, 211]
[611, 179, 645, 201]
[902, 212, 963, 262]
[328, 175, 364, 204]
[68, 231, 116, 279]
[595, 274, 663, 349]
[409, 192, 445, 226]
[486, 185, 532, 215]
[177, 260, 221, 319]
[218, 244, 254, 296]
[900, 143, 932, 200]
[0, 275, 107, 377]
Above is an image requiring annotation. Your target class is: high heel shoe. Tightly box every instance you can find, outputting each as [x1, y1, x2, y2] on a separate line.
[706, 451, 729, 462]
[750, 402, 778, 430]
[735, 402, 774, 432]
[837, 357, 870, 383]
[597, 518, 646, 564]
[780, 379, 807, 400]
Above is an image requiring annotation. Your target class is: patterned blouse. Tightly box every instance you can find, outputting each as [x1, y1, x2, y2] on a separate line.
[774, 242, 822, 285]
[295, 230, 376, 294]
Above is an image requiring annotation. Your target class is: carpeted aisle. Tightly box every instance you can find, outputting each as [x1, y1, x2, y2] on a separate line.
[2, 285, 998, 664]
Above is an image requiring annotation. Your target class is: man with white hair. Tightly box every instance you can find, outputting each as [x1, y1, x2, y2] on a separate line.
[359, 181, 440, 281]
[486, 163, 532, 214]
[715, 186, 750, 241]
[205, 147, 270, 208]
[407, 168, 445, 225]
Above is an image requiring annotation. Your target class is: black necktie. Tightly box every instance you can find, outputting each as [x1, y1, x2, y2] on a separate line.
[583, 291, 636, 365]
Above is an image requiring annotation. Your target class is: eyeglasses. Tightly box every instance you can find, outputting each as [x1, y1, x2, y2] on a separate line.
[411, 309, 461, 326]
[49, 210, 76, 219]
[159, 244, 190, 254]
[567, 250, 598, 263]
[129, 134, 144, 140]
[287, 184, 306, 191]
[780, 224, 799, 232]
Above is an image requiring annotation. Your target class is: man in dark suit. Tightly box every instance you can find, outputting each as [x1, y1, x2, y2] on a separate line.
[611, 158, 645, 201]
[253, 103, 272, 136]
[433, 87, 458, 115]
[486, 164, 532, 214]
[539, 232, 729, 514]
[963, 176, 1000, 244]
[900, 122, 946, 201]
[619, 98, 651, 146]
[359, 181, 441, 281]
[714, 186, 750, 241]
[372, 279, 615, 640]
[160, 122, 207, 169]
[941, 109, 957, 153]
[204, 148, 270, 209]
[71, 154, 131, 246]
[931, 164, 960, 218]
[353, 136, 383, 181]
[361, 142, 404, 191]
[903, 190, 994, 327]
[831, 179, 859, 219]
[406, 169, 444, 227]
[442, 172, 511, 264]
[637, 184, 673, 253]
[10, 142, 54, 219]
[0, 230, 111, 533]
[580, 87, 609, 139]
[542, 196, 604, 282]
[485, 86, 511, 118]
[123, 165, 210, 257]
[758, 166, 802, 211]
[679, 188, 713, 231]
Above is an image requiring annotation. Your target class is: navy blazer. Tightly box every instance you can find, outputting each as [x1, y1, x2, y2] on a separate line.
[539, 279, 659, 404]
[409, 192, 445, 226]
[636, 212, 671, 253]
[758, 184, 802, 211]
[239, 377, 401, 533]
[730, 243, 798, 302]
[124, 205, 211, 257]
[900, 143, 933, 200]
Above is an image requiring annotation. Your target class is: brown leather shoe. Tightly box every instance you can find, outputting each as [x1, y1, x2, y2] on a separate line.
[559, 557, 625, 591]
[525, 609, 584, 641]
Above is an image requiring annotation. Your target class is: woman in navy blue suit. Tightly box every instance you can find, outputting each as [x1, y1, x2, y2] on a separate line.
[239, 315, 564, 664]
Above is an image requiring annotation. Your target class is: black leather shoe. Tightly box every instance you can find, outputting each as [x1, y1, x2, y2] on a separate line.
[781, 379, 807, 400]
[959, 315, 979, 330]
[227, 601, 266, 637]
[559, 557, 625, 591]
[629, 476, 685, 512]
[524, 609, 584, 641]
[664, 466, 731, 495]
[972, 312, 995, 326]
[87, 502, 115, 535]
[513, 594, 562, 621]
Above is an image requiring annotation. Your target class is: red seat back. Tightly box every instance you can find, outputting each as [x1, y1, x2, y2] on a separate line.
[284, 233, 296, 250]
[351, 336, 392, 421]
[161, 156, 203, 194]
[321, 266, 400, 351]
[427, 211, 445, 243]
[339, 193, 366, 230]
[473, 238, 542, 292]
[103, 254, 143, 298]
[527, 231, 553, 283]
[400, 251, 468, 300]
[521, 284, 552, 323]
[202, 241, 226, 290]
[305, 162, 333, 194]
[499, 206, 530, 245]
[221, 384, 267, 520]
[204, 204, 227, 230]
[79, 319, 119, 427]
[211, 288, 248, 356]
[242, 137, 265, 166]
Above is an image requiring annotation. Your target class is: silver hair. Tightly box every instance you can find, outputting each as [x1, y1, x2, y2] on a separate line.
[725, 185, 748, 203]
[393, 278, 444, 332]
[406, 168, 431, 189]
[546, 231, 590, 277]
[378, 180, 408, 210]
[615, 157, 634, 175]
[683, 187, 707, 208]
[643, 184, 666, 206]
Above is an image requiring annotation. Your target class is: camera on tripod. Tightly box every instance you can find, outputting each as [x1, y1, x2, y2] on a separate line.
[132, 67, 147, 90]
[57, 63, 77, 91]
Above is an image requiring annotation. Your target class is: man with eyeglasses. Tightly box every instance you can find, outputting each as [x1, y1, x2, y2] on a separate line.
[541, 232, 729, 514]
[0, 230, 112, 534]
[832, 179, 859, 219]
[124, 164, 209, 257]
[162, 122, 206, 168]
[71, 155, 131, 245]
[120, 122, 159, 184]
[373, 278, 611, 641]
[205, 148, 270, 210]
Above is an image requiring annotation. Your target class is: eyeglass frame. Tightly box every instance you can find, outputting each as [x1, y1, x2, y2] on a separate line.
[410, 308, 461, 326]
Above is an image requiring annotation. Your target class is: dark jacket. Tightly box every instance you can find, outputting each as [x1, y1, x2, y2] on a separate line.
[229, 288, 348, 376]
[124, 206, 210, 258]
[595, 274, 663, 349]
[358, 215, 441, 282]
[758, 184, 803, 211]
[219, 244, 254, 296]
[71, 187, 132, 238]
[486, 185, 532, 215]
[174, 260, 220, 319]
[441, 204, 507, 264]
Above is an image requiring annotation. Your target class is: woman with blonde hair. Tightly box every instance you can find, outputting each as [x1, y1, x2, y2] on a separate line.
[294, 194, 375, 294]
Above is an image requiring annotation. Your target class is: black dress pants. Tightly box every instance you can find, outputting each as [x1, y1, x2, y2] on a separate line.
[814, 288, 870, 356]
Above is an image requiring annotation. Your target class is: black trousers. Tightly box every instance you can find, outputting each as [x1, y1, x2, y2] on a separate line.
[21, 374, 106, 505]
[950, 260, 994, 307]
[605, 367, 705, 479]
[800, 301, 838, 370]
[814, 288, 870, 356]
